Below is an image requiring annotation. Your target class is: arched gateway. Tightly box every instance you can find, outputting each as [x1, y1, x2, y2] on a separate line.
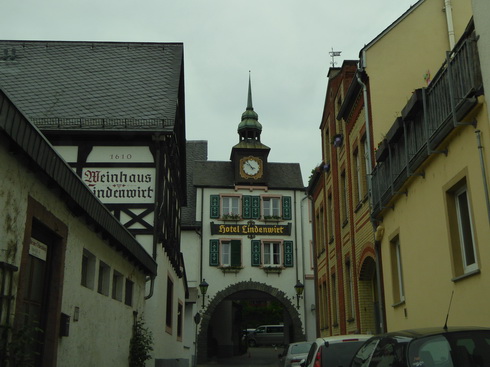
[196, 280, 306, 363]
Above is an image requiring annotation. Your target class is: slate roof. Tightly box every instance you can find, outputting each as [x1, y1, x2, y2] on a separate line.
[182, 140, 208, 228]
[193, 161, 304, 190]
[0, 41, 183, 130]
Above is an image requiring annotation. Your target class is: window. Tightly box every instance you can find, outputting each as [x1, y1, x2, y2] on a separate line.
[353, 148, 362, 205]
[327, 194, 333, 242]
[362, 136, 369, 197]
[316, 207, 325, 255]
[341, 171, 348, 224]
[263, 197, 280, 217]
[166, 276, 174, 333]
[390, 236, 405, 304]
[81, 249, 96, 289]
[352, 339, 380, 367]
[125, 279, 133, 306]
[345, 260, 355, 320]
[112, 270, 123, 301]
[220, 240, 241, 267]
[454, 186, 477, 273]
[263, 241, 282, 266]
[331, 273, 338, 326]
[210, 239, 241, 267]
[177, 301, 183, 341]
[222, 196, 240, 216]
[97, 261, 110, 296]
[447, 181, 478, 277]
[251, 240, 293, 267]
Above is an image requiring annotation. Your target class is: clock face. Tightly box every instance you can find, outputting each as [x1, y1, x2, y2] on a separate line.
[240, 156, 263, 178]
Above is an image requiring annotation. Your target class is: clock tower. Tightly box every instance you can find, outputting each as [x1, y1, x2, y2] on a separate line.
[231, 75, 270, 184]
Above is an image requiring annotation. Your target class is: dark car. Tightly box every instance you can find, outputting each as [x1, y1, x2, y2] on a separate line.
[350, 326, 490, 367]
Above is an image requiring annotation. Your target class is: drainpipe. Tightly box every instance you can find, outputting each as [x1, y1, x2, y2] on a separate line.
[475, 130, 490, 223]
[444, 0, 456, 50]
[356, 68, 385, 333]
[146, 134, 163, 300]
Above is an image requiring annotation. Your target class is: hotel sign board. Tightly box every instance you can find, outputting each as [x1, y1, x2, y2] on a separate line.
[210, 222, 291, 236]
[82, 167, 155, 204]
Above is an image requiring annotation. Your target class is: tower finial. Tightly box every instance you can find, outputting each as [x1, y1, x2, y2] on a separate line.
[247, 71, 253, 110]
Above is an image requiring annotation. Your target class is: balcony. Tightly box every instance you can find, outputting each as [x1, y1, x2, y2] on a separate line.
[371, 26, 482, 218]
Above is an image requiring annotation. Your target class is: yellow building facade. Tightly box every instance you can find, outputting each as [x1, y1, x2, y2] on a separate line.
[365, 0, 490, 330]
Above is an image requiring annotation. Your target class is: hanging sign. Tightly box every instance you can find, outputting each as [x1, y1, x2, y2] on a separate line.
[29, 238, 48, 261]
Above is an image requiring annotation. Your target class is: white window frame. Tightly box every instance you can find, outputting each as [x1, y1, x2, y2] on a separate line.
[221, 240, 231, 266]
[263, 196, 281, 217]
[392, 237, 405, 303]
[262, 241, 282, 266]
[454, 186, 478, 273]
[222, 196, 240, 216]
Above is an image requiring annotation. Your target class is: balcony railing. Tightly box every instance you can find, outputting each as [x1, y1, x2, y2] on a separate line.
[371, 27, 482, 217]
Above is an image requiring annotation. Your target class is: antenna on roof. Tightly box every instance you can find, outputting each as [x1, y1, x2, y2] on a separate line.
[329, 48, 342, 67]
[443, 290, 454, 331]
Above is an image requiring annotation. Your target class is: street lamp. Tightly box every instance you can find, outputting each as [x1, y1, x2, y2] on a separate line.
[294, 280, 304, 309]
[199, 279, 209, 308]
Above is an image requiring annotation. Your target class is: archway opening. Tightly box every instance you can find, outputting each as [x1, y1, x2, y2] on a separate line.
[196, 281, 305, 363]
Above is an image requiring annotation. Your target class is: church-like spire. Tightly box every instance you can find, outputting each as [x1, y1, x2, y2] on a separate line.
[247, 71, 253, 110]
[238, 72, 261, 136]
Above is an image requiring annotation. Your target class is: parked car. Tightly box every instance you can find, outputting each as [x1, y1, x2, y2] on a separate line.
[279, 341, 313, 367]
[350, 326, 490, 367]
[248, 325, 285, 347]
[303, 335, 373, 367]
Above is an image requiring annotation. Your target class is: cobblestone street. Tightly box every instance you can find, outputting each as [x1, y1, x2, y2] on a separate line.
[198, 347, 281, 367]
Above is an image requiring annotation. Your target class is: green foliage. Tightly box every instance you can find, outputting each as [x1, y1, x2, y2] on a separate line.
[240, 300, 284, 328]
[0, 321, 43, 367]
[129, 316, 153, 367]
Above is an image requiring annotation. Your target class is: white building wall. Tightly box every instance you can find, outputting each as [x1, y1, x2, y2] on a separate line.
[0, 142, 148, 367]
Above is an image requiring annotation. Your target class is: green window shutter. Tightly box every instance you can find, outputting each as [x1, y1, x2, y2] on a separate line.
[210, 195, 220, 219]
[242, 195, 252, 219]
[209, 239, 219, 266]
[251, 196, 261, 219]
[282, 196, 292, 220]
[231, 240, 241, 266]
[251, 240, 261, 266]
[284, 241, 293, 267]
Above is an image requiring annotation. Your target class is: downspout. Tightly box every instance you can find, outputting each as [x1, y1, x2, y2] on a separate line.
[475, 130, 490, 223]
[294, 190, 300, 285]
[146, 134, 163, 300]
[300, 191, 309, 336]
[356, 67, 385, 333]
[200, 188, 204, 282]
[444, 0, 456, 50]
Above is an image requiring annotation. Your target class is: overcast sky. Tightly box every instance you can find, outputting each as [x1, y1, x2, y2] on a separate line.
[2, 0, 416, 185]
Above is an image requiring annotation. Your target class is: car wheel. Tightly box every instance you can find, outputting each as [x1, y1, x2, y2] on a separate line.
[248, 339, 256, 347]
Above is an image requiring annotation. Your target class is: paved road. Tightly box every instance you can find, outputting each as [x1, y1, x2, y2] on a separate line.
[198, 347, 281, 367]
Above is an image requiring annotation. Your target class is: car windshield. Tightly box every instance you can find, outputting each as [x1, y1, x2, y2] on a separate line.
[291, 343, 312, 354]
[322, 341, 365, 367]
[408, 331, 490, 367]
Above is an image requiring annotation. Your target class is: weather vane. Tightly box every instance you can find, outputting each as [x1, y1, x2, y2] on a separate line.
[329, 48, 342, 67]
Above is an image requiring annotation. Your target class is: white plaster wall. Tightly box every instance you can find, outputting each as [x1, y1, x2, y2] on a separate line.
[145, 246, 189, 363]
[0, 143, 148, 366]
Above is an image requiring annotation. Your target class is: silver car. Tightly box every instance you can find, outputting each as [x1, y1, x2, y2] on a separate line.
[279, 341, 313, 367]
[248, 325, 285, 347]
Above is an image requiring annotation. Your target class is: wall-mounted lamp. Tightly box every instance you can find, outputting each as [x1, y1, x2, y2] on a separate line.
[294, 280, 305, 309]
[199, 279, 209, 308]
